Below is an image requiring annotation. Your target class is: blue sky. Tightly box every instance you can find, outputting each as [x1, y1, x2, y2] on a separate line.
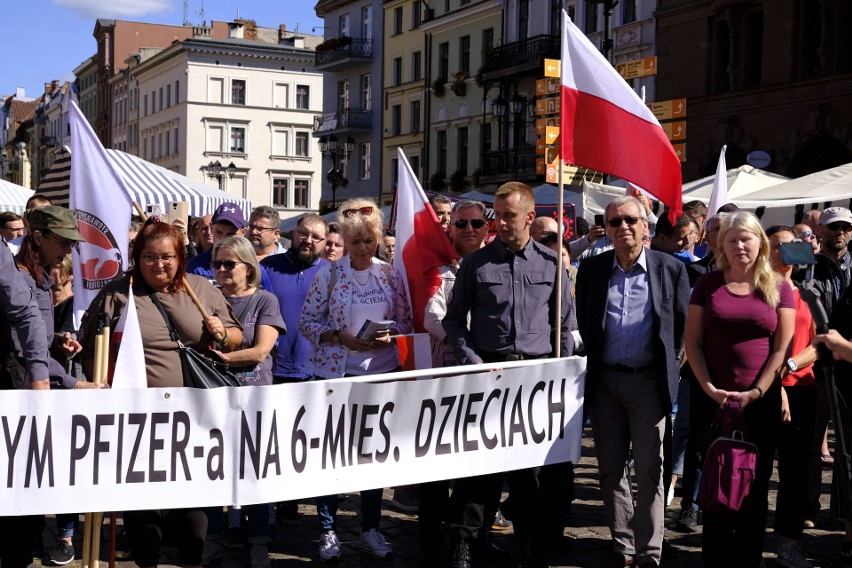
[2, 0, 324, 98]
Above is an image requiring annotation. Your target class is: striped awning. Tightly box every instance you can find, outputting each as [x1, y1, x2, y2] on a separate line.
[107, 151, 252, 218]
[37, 148, 252, 218]
[0, 179, 35, 214]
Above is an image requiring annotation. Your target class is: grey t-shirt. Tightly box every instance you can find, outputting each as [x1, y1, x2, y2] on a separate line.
[226, 290, 286, 386]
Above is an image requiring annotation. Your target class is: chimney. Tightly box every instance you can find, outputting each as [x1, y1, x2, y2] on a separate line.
[228, 21, 245, 39]
[15, 87, 26, 98]
[44, 82, 52, 94]
[192, 25, 211, 38]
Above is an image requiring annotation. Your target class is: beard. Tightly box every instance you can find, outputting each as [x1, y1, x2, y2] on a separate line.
[295, 244, 319, 266]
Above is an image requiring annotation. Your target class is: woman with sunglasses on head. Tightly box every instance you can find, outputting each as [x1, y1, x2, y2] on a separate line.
[298, 197, 413, 562]
[204, 236, 285, 568]
[80, 218, 242, 568]
[685, 212, 795, 567]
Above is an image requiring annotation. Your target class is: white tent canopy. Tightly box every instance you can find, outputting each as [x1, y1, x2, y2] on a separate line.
[0, 179, 35, 214]
[681, 165, 791, 202]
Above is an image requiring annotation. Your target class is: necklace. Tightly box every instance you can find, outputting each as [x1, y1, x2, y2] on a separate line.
[352, 268, 370, 286]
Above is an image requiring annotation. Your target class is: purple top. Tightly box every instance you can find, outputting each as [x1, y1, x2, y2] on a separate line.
[690, 270, 794, 392]
[225, 290, 286, 386]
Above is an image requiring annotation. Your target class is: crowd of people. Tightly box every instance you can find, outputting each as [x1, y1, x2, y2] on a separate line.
[1, 184, 852, 568]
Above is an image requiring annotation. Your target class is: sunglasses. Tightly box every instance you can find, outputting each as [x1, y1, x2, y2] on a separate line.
[211, 260, 245, 270]
[341, 206, 374, 218]
[827, 222, 852, 232]
[607, 216, 641, 228]
[453, 218, 486, 229]
[796, 230, 813, 239]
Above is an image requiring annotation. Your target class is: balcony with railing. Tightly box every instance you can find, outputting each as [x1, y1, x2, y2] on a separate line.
[313, 109, 373, 135]
[482, 34, 560, 78]
[480, 146, 538, 178]
[315, 37, 373, 71]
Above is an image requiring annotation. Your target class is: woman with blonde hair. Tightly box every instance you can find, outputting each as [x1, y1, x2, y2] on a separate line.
[299, 196, 412, 561]
[685, 211, 795, 566]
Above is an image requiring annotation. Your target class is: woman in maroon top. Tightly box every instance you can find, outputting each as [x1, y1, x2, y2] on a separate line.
[685, 212, 795, 567]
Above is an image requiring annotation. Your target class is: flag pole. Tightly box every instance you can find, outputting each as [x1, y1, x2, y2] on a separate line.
[555, 164, 564, 359]
[132, 202, 223, 339]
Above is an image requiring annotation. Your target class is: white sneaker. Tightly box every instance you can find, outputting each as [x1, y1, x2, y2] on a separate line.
[777, 541, 813, 568]
[318, 531, 341, 562]
[249, 544, 271, 568]
[358, 529, 392, 558]
[666, 484, 675, 507]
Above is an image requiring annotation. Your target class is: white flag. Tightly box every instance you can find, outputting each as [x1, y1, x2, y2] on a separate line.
[110, 290, 147, 389]
[69, 101, 132, 326]
[708, 145, 728, 218]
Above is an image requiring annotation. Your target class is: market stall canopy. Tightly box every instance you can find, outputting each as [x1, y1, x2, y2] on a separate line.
[0, 179, 35, 214]
[38, 148, 251, 217]
[680, 165, 791, 202]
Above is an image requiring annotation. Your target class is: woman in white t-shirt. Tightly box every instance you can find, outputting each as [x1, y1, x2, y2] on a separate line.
[298, 197, 412, 561]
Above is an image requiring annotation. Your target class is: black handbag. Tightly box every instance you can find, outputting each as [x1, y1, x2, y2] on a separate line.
[149, 292, 240, 389]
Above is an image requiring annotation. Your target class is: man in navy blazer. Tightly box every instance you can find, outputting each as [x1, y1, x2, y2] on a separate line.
[575, 196, 689, 568]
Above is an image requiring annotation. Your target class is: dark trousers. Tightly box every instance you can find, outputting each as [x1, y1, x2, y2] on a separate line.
[0, 515, 43, 568]
[775, 385, 817, 538]
[680, 373, 717, 512]
[701, 394, 778, 568]
[125, 509, 207, 568]
[419, 479, 450, 553]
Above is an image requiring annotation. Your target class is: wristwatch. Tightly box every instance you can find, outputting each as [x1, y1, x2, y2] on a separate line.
[787, 358, 798, 373]
[216, 329, 229, 350]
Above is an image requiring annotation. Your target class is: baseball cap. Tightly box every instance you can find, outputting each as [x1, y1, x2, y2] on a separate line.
[27, 206, 85, 241]
[211, 203, 246, 229]
[819, 207, 852, 226]
[575, 217, 590, 236]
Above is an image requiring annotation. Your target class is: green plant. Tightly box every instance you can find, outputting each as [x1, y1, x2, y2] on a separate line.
[432, 78, 446, 96]
[450, 170, 467, 192]
[429, 172, 447, 191]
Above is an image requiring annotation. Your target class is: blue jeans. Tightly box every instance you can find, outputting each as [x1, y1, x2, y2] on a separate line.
[56, 513, 76, 539]
[316, 489, 382, 533]
[671, 378, 690, 477]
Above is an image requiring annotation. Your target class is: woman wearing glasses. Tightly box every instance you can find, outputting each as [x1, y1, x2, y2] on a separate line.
[80, 218, 241, 568]
[206, 236, 285, 568]
[298, 197, 412, 561]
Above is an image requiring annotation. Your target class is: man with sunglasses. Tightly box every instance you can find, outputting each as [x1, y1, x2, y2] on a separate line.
[188, 203, 274, 292]
[575, 196, 689, 568]
[443, 183, 574, 568]
[811, 207, 852, 317]
[794, 223, 820, 254]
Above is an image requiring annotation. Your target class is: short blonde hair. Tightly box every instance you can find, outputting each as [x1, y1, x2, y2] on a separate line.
[495, 182, 535, 212]
[337, 197, 384, 243]
[211, 235, 261, 288]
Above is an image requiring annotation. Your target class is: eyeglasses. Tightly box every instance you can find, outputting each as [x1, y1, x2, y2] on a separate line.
[827, 222, 852, 232]
[211, 260, 245, 270]
[294, 228, 326, 243]
[47, 232, 77, 249]
[247, 224, 276, 233]
[141, 254, 177, 265]
[341, 206, 374, 218]
[796, 230, 813, 239]
[453, 218, 487, 229]
[607, 216, 641, 228]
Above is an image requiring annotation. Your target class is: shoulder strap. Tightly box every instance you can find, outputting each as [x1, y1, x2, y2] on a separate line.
[327, 261, 338, 298]
[148, 292, 183, 345]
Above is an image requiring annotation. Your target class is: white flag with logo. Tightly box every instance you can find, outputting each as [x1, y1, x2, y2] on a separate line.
[69, 101, 132, 326]
[110, 290, 147, 389]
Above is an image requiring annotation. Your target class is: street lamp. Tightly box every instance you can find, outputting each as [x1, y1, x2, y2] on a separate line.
[206, 160, 237, 190]
[586, 0, 618, 62]
[318, 134, 355, 210]
[492, 93, 532, 179]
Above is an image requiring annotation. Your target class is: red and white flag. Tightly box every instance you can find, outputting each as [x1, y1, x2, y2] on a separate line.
[393, 148, 459, 333]
[708, 145, 728, 217]
[69, 101, 132, 325]
[110, 290, 148, 388]
[560, 10, 682, 218]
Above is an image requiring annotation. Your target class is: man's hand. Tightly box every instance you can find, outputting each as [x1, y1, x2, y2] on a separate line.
[587, 224, 606, 244]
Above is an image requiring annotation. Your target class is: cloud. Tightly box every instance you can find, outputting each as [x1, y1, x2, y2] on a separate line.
[54, 0, 174, 19]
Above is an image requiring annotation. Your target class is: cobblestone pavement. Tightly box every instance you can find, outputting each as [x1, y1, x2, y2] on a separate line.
[38, 427, 844, 568]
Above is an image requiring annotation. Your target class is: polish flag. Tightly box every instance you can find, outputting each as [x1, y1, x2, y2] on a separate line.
[109, 288, 148, 389]
[394, 148, 459, 333]
[560, 11, 682, 219]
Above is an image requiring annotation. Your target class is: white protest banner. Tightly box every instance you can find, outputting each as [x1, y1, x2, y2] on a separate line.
[0, 358, 584, 515]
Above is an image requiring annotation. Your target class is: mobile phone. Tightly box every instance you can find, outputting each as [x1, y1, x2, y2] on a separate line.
[779, 241, 816, 266]
[146, 204, 163, 217]
[168, 201, 189, 228]
[594, 214, 604, 227]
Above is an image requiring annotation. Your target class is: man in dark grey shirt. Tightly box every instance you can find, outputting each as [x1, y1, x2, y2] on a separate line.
[442, 181, 574, 568]
[443, 183, 573, 364]
[0, 238, 52, 568]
